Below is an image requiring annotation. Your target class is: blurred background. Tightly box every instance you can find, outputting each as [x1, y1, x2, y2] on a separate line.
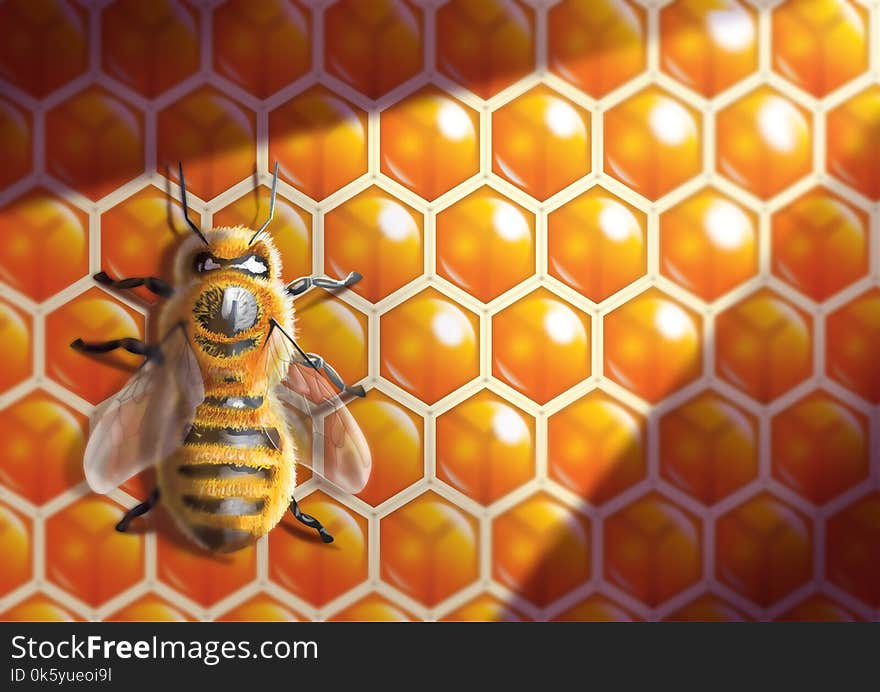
[0, 0, 878, 621]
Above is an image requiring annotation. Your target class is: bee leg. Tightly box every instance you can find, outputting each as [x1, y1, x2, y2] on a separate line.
[70, 337, 163, 364]
[290, 497, 334, 543]
[286, 271, 362, 296]
[303, 352, 366, 398]
[94, 271, 173, 298]
[116, 489, 159, 532]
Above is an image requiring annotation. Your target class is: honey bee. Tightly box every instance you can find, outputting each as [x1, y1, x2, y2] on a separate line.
[71, 164, 371, 552]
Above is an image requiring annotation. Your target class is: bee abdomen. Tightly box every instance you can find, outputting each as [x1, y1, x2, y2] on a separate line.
[177, 463, 273, 481]
[183, 424, 281, 450]
[182, 495, 267, 515]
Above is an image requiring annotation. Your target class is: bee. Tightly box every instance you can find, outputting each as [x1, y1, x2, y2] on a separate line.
[70, 163, 371, 552]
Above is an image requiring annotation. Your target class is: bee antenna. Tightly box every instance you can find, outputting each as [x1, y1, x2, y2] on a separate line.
[178, 162, 209, 246]
[249, 162, 279, 246]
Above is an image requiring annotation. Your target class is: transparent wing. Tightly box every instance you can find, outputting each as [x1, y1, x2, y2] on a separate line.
[84, 326, 204, 494]
[265, 325, 371, 494]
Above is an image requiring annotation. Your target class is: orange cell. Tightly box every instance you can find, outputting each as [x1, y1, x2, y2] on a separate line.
[0, 503, 30, 596]
[0, 391, 86, 504]
[492, 492, 591, 607]
[715, 493, 812, 606]
[293, 291, 368, 386]
[45, 86, 144, 201]
[716, 87, 812, 199]
[213, 0, 310, 98]
[661, 0, 757, 97]
[269, 86, 368, 201]
[0, 594, 80, 622]
[772, 0, 868, 97]
[827, 289, 880, 402]
[547, 187, 647, 303]
[492, 287, 591, 404]
[826, 492, 880, 606]
[771, 187, 868, 301]
[0, 0, 87, 98]
[158, 86, 256, 201]
[270, 491, 368, 606]
[323, 187, 424, 303]
[45, 497, 144, 606]
[604, 87, 701, 200]
[213, 185, 311, 286]
[548, 0, 646, 98]
[216, 594, 304, 622]
[604, 493, 701, 605]
[664, 593, 749, 622]
[715, 289, 813, 403]
[603, 288, 702, 403]
[492, 85, 590, 201]
[381, 491, 478, 606]
[777, 594, 860, 622]
[659, 391, 758, 505]
[660, 188, 758, 301]
[102, 0, 200, 97]
[0, 189, 88, 302]
[441, 594, 530, 622]
[436, 187, 534, 302]
[329, 594, 416, 622]
[348, 391, 423, 506]
[107, 594, 193, 622]
[828, 86, 880, 199]
[0, 299, 31, 394]
[380, 86, 480, 201]
[380, 288, 479, 404]
[772, 391, 868, 505]
[45, 287, 145, 405]
[0, 98, 31, 189]
[553, 594, 638, 622]
[436, 389, 535, 505]
[325, 0, 423, 99]
[437, 0, 534, 99]
[548, 391, 646, 505]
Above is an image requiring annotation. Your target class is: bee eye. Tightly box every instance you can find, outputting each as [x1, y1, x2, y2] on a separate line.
[194, 253, 221, 273]
[233, 255, 269, 277]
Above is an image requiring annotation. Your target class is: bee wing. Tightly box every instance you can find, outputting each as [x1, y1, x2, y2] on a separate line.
[84, 326, 204, 494]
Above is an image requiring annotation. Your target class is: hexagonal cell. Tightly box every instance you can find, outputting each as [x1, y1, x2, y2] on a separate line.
[436, 389, 535, 505]
[213, 0, 310, 98]
[269, 85, 368, 201]
[215, 594, 304, 622]
[716, 87, 812, 200]
[436, 186, 535, 302]
[0, 0, 87, 97]
[329, 594, 416, 622]
[0, 299, 31, 395]
[158, 86, 256, 201]
[772, 0, 868, 97]
[660, 0, 757, 97]
[323, 186, 424, 303]
[553, 594, 638, 622]
[603, 492, 702, 606]
[492, 85, 590, 201]
[0, 390, 86, 504]
[715, 492, 812, 607]
[548, 0, 646, 98]
[604, 87, 702, 200]
[0, 593, 80, 622]
[106, 594, 193, 622]
[492, 287, 591, 404]
[827, 289, 880, 402]
[441, 594, 529, 622]
[777, 594, 860, 622]
[664, 593, 749, 622]
[492, 492, 591, 607]
[772, 187, 868, 301]
[45, 497, 144, 606]
[325, 0, 422, 99]
[347, 390, 424, 507]
[102, 0, 200, 97]
[603, 288, 702, 403]
[827, 86, 880, 200]
[0, 98, 31, 189]
[293, 291, 368, 386]
[827, 492, 880, 607]
[45, 86, 144, 201]
[715, 289, 813, 403]
[548, 186, 647, 303]
[437, 0, 534, 99]
[380, 86, 480, 201]
[660, 188, 758, 301]
[772, 390, 868, 505]
[0, 189, 88, 302]
[0, 502, 31, 596]
[380, 490, 478, 606]
[548, 390, 646, 505]
[659, 391, 758, 505]
[46, 287, 145, 405]
[380, 287, 479, 404]
[269, 491, 368, 606]
[214, 185, 311, 286]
